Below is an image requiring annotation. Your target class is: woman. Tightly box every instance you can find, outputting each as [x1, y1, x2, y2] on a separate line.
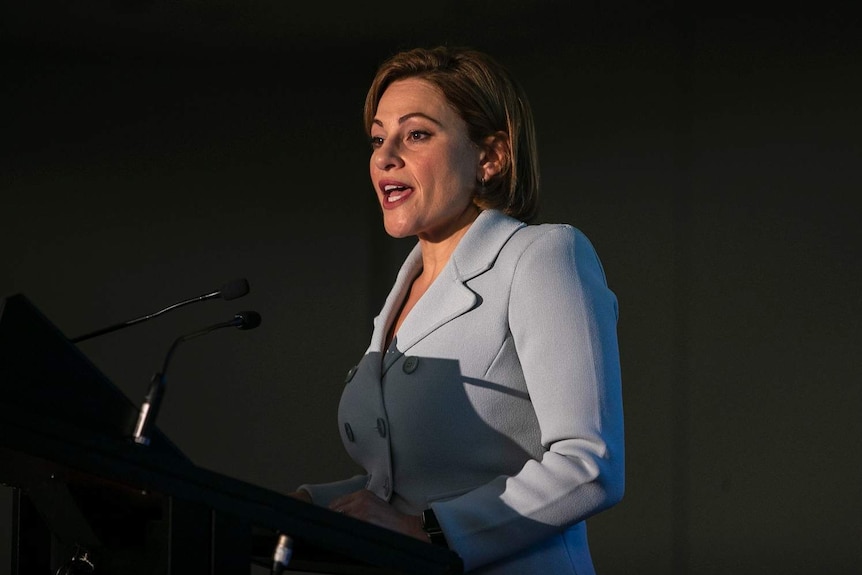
[292, 45, 624, 574]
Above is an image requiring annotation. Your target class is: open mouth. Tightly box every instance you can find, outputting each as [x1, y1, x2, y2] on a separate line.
[382, 184, 413, 205]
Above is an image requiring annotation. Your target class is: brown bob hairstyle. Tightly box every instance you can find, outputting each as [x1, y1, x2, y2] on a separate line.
[363, 46, 540, 223]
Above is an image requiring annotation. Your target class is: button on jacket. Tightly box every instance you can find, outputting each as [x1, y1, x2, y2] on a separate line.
[300, 209, 624, 574]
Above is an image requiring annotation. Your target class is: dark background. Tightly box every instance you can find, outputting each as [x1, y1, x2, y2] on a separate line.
[2, 2, 860, 574]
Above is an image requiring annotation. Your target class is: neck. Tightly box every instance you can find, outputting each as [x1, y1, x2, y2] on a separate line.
[416, 207, 480, 285]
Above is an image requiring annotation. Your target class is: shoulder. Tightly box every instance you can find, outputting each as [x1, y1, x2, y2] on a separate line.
[470, 209, 593, 254]
[507, 220, 599, 260]
[503, 221, 610, 290]
[456, 210, 606, 282]
[513, 221, 579, 243]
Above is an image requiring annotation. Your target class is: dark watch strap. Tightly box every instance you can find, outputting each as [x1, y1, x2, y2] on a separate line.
[421, 509, 449, 548]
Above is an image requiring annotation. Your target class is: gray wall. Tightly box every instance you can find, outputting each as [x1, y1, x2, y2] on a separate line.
[2, 5, 860, 575]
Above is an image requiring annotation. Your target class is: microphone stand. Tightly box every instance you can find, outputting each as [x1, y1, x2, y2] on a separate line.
[132, 311, 260, 446]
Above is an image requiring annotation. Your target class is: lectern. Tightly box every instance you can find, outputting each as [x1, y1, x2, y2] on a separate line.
[0, 294, 463, 574]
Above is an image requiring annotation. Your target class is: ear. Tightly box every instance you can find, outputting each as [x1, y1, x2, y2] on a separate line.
[477, 131, 510, 182]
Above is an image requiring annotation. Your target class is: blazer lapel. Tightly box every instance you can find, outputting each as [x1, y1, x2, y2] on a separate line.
[376, 210, 525, 374]
[390, 266, 477, 355]
[369, 244, 423, 354]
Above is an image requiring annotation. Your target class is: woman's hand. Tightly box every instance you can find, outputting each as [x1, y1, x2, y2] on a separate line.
[328, 489, 427, 542]
[287, 489, 313, 503]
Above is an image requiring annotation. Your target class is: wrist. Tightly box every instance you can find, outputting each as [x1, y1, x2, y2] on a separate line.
[289, 489, 313, 504]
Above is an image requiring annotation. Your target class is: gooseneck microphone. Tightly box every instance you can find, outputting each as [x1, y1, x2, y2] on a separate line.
[70, 278, 251, 344]
[132, 310, 262, 446]
[271, 533, 294, 574]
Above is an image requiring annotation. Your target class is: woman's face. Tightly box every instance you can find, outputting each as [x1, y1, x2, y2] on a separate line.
[369, 78, 482, 242]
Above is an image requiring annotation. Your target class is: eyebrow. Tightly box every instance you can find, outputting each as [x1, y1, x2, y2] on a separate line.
[372, 112, 443, 129]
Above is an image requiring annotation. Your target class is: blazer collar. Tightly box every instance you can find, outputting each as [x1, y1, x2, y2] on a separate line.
[370, 210, 525, 367]
[447, 208, 525, 282]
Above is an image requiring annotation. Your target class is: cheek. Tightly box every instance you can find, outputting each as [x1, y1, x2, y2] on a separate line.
[448, 140, 480, 180]
[448, 150, 480, 193]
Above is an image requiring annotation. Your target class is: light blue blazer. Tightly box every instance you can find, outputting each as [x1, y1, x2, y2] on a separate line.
[302, 209, 624, 574]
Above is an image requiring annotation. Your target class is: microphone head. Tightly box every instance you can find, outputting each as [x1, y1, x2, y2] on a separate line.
[235, 311, 262, 330]
[220, 278, 250, 301]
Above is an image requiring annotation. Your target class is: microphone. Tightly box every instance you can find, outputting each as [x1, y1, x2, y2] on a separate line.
[131, 310, 262, 446]
[70, 278, 251, 343]
[271, 534, 294, 575]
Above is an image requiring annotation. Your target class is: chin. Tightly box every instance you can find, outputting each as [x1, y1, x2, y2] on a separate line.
[383, 225, 413, 239]
[381, 215, 416, 239]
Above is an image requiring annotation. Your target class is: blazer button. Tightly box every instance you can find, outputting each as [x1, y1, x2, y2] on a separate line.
[402, 356, 419, 374]
[375, 418, 387, 438]
[344, 423, 355, 442]
[345, 365, 358, 383]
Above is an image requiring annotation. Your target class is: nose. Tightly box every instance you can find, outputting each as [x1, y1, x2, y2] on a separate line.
[373, 139, 403, 171]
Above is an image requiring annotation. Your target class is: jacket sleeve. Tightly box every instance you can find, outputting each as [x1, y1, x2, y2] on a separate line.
[432, 225, 625, 571]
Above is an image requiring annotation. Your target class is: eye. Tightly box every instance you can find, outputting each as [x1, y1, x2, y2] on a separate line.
[369, 135, 384, 149]
[407, 130, 430, 142]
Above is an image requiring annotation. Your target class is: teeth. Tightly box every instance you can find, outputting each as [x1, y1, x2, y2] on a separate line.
[387, 192, 403, 202]
[384, 184, 407, 192]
